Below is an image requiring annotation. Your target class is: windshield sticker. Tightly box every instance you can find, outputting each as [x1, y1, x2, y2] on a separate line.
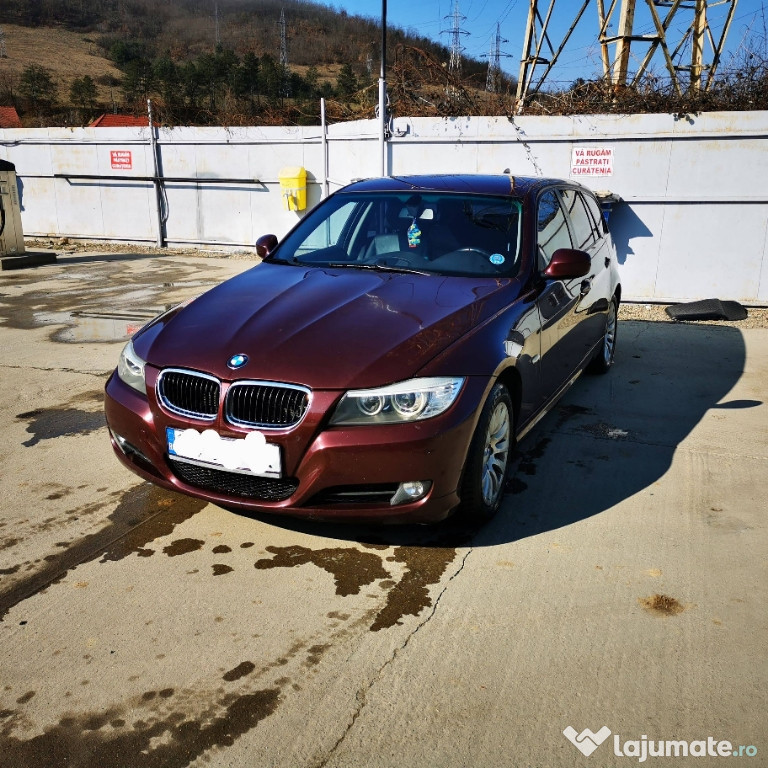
[490, 253, 505, 265]
[407, 220, 422, 248]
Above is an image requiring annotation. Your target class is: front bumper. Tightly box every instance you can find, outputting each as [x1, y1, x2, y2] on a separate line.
[104, 371, 489, 523]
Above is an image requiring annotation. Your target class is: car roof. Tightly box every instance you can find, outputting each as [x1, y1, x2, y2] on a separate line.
[339, 174, 568, 199]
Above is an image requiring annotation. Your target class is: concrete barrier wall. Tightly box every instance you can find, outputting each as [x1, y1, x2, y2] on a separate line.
[2, 111, 767, 303]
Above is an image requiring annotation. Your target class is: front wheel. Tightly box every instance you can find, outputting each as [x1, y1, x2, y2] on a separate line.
[458, 383, 513, 521]
[588, 296, 618, 374]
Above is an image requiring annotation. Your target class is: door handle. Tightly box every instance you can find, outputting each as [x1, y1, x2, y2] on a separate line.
[580, 278, 592, 295]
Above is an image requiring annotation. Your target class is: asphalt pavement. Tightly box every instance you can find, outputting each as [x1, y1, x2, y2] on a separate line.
[0, 251, 766, 768]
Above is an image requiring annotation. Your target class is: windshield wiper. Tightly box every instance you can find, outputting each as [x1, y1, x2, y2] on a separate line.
[327, 262, 431, 277]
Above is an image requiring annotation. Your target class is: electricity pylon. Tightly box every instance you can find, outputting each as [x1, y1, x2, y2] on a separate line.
[484, 22, 512, 92]
[515, 0, 591, 107]
[278, 8, 290, 97]
[598, 0, 739, 94]
[443, 0, 470, 80]
[515, 0, 739, 109]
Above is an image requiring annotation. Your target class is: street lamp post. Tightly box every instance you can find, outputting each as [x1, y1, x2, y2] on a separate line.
[379, 0, 388, 177]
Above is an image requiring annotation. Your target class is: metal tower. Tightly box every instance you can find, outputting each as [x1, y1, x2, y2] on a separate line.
[598, 0, 740, 94]
[515, 0, 591, 107]
[278, 8, 291, 97]
[443, 0, 469, 79]
[484, 23, 511, 92]
[515, 0, 739, 108]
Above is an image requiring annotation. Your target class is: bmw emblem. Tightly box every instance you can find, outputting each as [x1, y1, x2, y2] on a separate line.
[227, 353, 248, 370]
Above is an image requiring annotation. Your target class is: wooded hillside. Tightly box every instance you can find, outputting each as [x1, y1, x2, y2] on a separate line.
[0, 0, 765, 127]
[0, 0, 508, 127]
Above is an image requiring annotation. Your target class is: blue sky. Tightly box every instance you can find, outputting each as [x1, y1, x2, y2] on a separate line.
[318, 0, 767, 85]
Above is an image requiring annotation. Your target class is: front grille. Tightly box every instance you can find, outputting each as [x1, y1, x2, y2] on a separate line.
[226, 382, 310, 428]
[157, 369, 219, 420]
[168, 457, 298, 501]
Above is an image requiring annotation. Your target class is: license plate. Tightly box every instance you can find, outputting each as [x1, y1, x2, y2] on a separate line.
[166, 427, 282, 478]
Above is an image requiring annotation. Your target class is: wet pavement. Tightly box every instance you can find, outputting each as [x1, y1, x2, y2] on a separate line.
[0, 250, 766, 767]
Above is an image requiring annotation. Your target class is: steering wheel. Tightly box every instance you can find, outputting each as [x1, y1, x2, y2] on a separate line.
[376, 255, 417, 268]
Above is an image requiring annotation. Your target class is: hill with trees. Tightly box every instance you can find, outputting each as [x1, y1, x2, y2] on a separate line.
[0, 0, 766, 127]
[0, 0, 510, 127]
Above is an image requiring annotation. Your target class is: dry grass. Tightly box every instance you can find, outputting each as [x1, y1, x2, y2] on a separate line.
[0, 24, 123, 104]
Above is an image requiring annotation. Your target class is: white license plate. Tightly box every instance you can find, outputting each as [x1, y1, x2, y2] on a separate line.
[166, 427, 282, 478]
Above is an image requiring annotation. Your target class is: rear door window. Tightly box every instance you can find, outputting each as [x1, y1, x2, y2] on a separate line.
[560, 188, 597, 250]
[582, 192, 608, 237]
[537, 190, 572, 269]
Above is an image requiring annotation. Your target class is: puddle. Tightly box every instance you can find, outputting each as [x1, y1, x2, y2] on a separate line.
[253, 544, 459, 632]
[162, 539, 205, 557]
[0, 686, 281, 768]
[516, 437, 551, 477]
[0, 484, 207, 621]
[49, 310, 161, 343]
[254, 546, 390, 597]
[0, 259, 227, 342]
[370, 547, 457, 631]
[223, 662, 256, 682]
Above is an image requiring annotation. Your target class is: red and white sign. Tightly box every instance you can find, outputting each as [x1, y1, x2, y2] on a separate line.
[571, 146, 613, 177]
[110, 150, 132, 170]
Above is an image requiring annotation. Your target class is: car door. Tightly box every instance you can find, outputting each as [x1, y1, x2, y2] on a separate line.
[580, 189, 617, 337]
[557, 187, 611, 363]
[534, 187, 594, 401]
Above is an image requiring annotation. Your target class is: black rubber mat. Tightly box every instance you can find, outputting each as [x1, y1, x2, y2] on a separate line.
[665, 299, 748, 322]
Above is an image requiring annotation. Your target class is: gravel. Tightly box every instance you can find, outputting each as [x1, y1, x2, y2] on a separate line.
[619, 302, 768, 329]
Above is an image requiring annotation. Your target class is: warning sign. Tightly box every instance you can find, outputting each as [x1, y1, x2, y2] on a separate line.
[570, 146, 613, 177]
[110, 150, 132, 170]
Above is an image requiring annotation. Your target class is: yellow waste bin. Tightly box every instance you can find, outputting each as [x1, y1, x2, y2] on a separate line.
[278, 166, 307, 212]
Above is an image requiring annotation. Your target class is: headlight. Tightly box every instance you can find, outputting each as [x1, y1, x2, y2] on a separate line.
[117, 339, 146, 393]
[330, 377, 464, 425]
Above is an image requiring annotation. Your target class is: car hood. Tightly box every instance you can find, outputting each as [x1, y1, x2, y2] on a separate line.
[136, 263, 519, 390]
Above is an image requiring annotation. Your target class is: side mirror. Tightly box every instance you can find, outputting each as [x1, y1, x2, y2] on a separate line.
[544, 248, 591, 280]
[256, 234, 278, 258]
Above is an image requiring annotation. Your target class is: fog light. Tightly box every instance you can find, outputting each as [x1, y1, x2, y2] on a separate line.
[390, 480, 432, 506]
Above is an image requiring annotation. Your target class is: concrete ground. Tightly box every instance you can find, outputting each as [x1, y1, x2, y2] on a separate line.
[0, 251, 765, 768]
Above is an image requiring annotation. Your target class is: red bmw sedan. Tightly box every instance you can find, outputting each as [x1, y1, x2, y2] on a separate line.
[105, 174, 621, 523]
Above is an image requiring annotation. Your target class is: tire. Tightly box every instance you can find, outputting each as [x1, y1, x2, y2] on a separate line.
[587, 296, 618, 375]
[458, 382, 513, 521]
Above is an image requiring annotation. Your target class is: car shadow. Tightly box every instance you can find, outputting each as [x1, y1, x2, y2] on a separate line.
[478, 319, 753, 546]
[608, 203, 653, 265]
[235, 320, 753, 550]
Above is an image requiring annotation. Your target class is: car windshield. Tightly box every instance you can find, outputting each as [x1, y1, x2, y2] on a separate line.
[271, 191, 523, 278]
